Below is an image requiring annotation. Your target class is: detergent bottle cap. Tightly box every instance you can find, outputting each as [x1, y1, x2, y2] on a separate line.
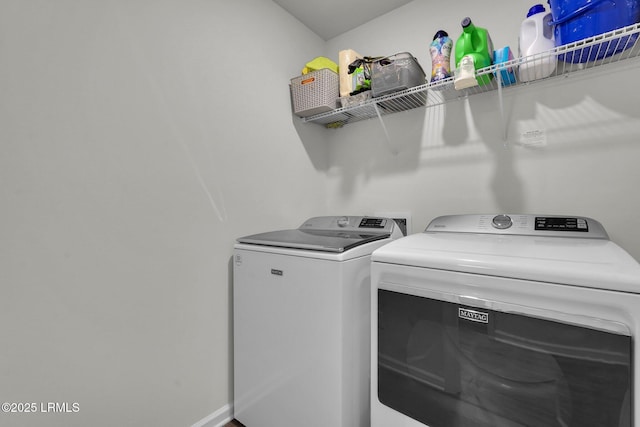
[527, 4, 546, 17]
[461, 17, 472, 28]
[433, 30, 449, 40]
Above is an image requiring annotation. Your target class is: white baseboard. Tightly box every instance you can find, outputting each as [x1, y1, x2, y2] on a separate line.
[191, 403, 233, 427]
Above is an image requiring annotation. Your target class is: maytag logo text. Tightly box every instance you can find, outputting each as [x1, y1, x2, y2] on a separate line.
[458, 308, 489, 324]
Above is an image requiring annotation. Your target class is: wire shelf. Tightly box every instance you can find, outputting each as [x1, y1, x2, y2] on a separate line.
[302, 22, 640, 128]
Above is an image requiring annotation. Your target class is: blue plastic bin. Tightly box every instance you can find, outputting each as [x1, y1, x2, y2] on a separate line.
[549, 0, 640, 62]
[493, 47, 517, 86]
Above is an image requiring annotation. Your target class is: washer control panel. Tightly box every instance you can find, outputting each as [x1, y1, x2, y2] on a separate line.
[359, 217, 388, 229]
[300, 216, 394, 234]
[426, 214, 608, 239]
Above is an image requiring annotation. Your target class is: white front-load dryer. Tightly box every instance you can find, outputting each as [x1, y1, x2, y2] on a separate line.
[371, 214, 640, 427]
[233, 216, 403, 427]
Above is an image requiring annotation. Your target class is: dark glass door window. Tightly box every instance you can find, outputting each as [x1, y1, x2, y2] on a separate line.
[378, 289, 632, 427]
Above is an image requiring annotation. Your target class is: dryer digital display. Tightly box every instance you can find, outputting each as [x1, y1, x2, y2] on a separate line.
[535, 217, 589, 232]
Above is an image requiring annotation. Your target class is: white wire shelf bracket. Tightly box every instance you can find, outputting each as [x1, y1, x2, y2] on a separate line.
[302, 22, 640, 128]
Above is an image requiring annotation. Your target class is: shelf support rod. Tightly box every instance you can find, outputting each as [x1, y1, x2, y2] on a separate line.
[373, 103, 398, 155]
[496, 71, 508, 142]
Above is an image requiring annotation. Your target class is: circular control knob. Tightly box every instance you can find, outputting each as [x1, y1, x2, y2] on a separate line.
[492, 214, 513, 229]
[337, 216, 350, 227]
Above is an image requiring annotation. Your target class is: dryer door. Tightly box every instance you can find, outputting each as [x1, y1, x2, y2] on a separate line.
[377, 288, 632, 427]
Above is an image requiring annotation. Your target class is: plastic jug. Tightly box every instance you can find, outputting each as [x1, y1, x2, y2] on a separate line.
[429, 30, 453, 83]
[519, 4, 556, 82]
[454, 17, 493, 87]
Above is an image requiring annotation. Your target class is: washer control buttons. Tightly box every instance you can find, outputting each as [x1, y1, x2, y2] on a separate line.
[492, 214, 513, 229]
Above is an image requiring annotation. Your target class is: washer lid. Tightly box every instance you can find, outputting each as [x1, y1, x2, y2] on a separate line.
[237, 229, 390, 253]
[237, 216, 397, 253]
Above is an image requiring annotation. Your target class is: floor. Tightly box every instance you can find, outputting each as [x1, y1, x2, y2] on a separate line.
[224, 420, 244, 427]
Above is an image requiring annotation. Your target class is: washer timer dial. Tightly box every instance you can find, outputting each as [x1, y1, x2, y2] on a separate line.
[492, 214, 513, 229]
[337, 216, 350, 227]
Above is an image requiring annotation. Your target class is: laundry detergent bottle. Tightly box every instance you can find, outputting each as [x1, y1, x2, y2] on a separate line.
[454, 17, 493, 88]
[518, 4, 556, 82]
[429, 30, 453, 83]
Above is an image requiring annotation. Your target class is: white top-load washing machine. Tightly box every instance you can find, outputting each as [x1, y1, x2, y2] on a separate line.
[233, 216, 403, 427]
[371, 214, 640, 427]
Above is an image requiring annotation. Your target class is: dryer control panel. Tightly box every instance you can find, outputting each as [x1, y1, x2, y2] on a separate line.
[534, 216, 589, 232]
[425, 214, 609, 239]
